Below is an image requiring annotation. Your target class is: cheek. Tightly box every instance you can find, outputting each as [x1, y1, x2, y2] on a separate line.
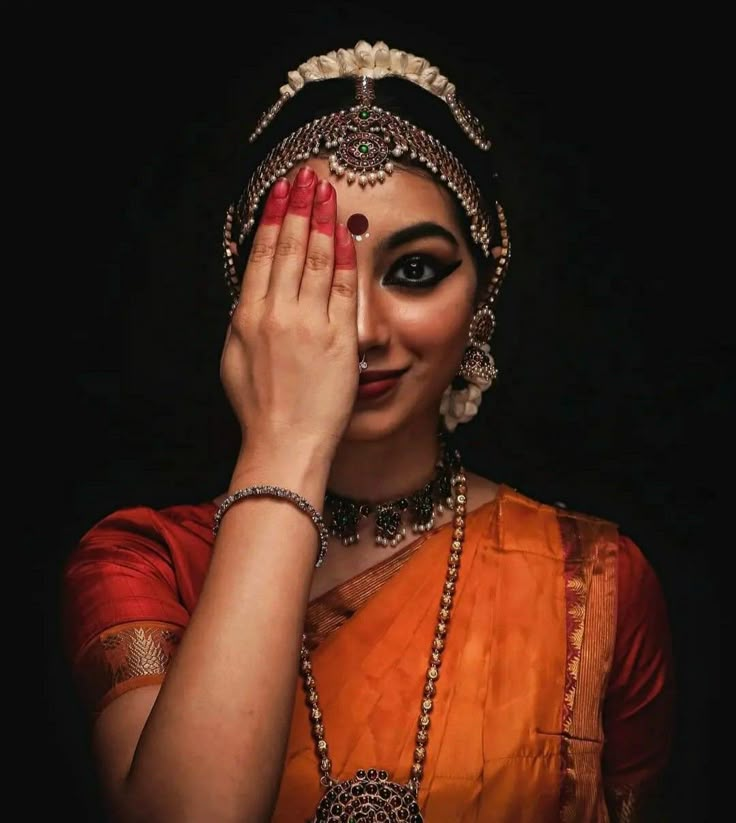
[396, 297, 471, 360]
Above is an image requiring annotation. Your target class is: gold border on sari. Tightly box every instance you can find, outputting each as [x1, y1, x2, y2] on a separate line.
[75, 620, 182, 714]
[304, 531, 430, 649]
[558, 511, 618, 822]
[304, 493, 503, 649]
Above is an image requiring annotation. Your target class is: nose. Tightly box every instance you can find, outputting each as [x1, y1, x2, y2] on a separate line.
[356, 266, 390, 357]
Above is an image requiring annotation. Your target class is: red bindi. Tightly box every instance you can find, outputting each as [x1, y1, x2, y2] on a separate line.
[347, 213, 369, 237]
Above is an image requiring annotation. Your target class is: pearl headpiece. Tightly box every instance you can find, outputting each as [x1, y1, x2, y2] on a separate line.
[250, 40, 492, 150]
[223, 41, 511, 303]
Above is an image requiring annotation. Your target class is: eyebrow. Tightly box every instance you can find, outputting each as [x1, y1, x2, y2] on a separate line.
[379, 221, 460, 253]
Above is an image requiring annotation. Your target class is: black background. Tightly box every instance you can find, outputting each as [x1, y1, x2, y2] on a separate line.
[39, 8, 723, 821]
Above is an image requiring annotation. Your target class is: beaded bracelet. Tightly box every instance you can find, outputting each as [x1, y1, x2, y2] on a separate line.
[212, 484, 329, 567]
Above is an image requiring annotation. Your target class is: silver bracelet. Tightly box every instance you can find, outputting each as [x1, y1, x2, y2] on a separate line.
[212, 484, 329, 567]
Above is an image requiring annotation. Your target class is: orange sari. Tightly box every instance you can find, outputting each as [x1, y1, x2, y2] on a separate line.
[63, 485, 674, 821]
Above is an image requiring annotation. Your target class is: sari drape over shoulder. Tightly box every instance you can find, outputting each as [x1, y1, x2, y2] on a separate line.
[62, 485, 674, 822]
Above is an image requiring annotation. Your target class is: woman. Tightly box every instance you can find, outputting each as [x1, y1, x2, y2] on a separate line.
[62, 40, 674, 821]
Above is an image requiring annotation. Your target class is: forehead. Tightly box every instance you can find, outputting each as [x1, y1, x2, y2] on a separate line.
[289, 156, 464, 239]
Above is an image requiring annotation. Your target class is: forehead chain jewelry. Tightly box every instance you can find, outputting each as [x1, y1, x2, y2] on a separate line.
[223, 73, 511, 305]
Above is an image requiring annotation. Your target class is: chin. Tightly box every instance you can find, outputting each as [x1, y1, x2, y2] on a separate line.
[341, 409, 403, 442]
[342, 397, 442, 443]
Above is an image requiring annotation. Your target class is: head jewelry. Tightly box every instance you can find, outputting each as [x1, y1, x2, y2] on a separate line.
[223, 41, 510, 304]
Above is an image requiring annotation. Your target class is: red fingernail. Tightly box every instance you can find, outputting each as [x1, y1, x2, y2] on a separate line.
[271, 178, 289, 198]
[289, 167, 316, 213]
[335, 223, 355, 268]
[315, 180, 332, 203]
[262, 178, 291, 225]
[296, 166, 315, 187]
[312, 181, 335, 236]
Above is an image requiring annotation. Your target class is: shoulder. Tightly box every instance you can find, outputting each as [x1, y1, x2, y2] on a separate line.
[61, 501, 217, 665]
[64, 500, 218, 576]
[496, 482, 618, 528]
[464, 471, 501, 513]
[464, 474, 611, 524]
[86, 499, 218, 535]
[615, 533, 668, 621]
[81, 499, 217, 542]
[497, 487, 665, 604]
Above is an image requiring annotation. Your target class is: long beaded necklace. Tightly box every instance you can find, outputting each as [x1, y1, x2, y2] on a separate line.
[300, 446, 468, 823]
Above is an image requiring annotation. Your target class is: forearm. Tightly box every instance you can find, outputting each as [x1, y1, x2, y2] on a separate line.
[121, 446, 331, 822]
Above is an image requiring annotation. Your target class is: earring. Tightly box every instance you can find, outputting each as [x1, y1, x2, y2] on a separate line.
[459, 304, 497, 386]
[440, 303, 498, 432]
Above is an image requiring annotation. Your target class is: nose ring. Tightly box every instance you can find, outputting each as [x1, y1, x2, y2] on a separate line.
[359, 352, 368, 372]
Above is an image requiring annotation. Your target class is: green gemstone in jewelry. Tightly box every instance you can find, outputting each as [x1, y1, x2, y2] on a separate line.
[359, 144, 369, 153]
[359, 109, 370, 119]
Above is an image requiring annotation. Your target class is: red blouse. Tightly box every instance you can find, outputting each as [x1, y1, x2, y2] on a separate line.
[61, 496, 675, 797]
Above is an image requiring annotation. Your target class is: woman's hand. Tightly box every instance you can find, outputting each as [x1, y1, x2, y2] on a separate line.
[220, 166, 359, 462]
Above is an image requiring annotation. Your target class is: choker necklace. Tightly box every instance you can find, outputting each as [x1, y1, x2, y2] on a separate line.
[324, 431, 461, 548]
[302, 450, 467, 822]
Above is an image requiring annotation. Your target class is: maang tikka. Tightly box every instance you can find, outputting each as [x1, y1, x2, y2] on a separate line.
[223, 40, 512, 436]
[222, 50, 511, 305]
[220, 43, 516, 820]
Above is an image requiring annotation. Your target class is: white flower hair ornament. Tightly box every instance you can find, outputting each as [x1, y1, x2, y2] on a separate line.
[228, 41, 511, 432]
[257, 40, 491, 151]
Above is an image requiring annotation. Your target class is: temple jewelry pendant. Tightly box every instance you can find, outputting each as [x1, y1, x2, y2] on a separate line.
[374, 503, 406, 546]
[327, 497, 369, 546]
[324, 430, 461, 548]
[313, 769, 423, 822]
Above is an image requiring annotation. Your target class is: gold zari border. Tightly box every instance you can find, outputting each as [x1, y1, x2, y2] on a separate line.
[75, 620, 182, 713]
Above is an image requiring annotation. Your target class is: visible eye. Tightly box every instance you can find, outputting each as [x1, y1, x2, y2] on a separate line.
[383, 254, 462, 289]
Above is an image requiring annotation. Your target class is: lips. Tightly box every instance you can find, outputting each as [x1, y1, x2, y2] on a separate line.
[358, 368, 408, 385]
[356, 368, 408, 401]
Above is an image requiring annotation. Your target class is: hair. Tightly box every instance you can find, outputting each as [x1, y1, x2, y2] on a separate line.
[228, 73, 506, 302]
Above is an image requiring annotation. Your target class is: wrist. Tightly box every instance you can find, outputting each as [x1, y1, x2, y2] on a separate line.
[213, 485, 330, 567]
[229, 444, 332, 509]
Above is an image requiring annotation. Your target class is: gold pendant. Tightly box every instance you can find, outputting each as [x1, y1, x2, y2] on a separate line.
[313, 768, 423, 821]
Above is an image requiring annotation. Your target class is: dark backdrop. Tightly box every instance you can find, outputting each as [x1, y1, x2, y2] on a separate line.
[41, 10, 722, 821]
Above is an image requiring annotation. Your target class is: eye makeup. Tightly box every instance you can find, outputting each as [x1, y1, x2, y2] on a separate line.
[382, 253, 462, 289]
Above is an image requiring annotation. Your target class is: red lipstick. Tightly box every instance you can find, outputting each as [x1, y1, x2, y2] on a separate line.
[357, 368, 407, 400]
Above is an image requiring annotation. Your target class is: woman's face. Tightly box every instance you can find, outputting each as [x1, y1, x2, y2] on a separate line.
[293, 157, 483, 441]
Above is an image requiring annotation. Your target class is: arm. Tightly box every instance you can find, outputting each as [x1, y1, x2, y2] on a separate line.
[93, 449, 330, 822]
[84, 169, 359, 821]
[602, 535, 676, 821]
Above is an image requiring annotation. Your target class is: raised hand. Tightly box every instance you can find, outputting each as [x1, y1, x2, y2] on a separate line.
[220, 166, 359, 462]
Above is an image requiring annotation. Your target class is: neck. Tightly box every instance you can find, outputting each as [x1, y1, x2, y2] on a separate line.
[327, 416, 447, 504]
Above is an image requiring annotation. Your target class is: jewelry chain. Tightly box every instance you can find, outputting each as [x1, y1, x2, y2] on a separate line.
[299, 468, 468, 796]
